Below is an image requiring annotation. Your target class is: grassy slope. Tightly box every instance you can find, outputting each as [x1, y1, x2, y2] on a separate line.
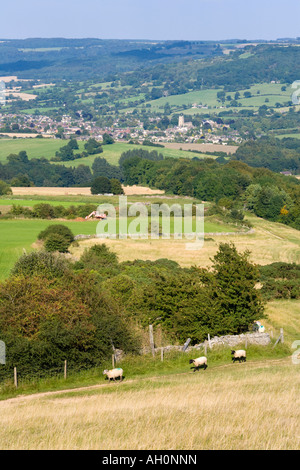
[0, 206, 299, 449]
[0, 214, 239, 280]
[1, 209, 299, 280]
[0, 348, 298, 449]
[0, 140, 208, 166]
[71, 214, 300, 268]
[132, 82, 293, 115]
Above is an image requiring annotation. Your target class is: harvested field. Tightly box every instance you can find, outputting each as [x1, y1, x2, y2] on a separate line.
[122, 185, 164, 195]
[7, 92, 37, 101]
[162, 143, 238, 154]
[0, 133, 45, 138]
[11, 186, 165, 196]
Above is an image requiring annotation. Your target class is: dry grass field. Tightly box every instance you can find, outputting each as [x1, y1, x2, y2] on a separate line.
[0, 358, 298, 450]
[70, 215, 300, 268]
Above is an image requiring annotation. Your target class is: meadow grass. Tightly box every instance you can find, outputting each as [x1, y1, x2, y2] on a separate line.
[71, 214, 300, 268]
[0, 219, 98, 279]
[0, 341, 291, 401]
[0, 213, 239, 280]
[0, 209, 299, 280]
[0, 347, 298, 450]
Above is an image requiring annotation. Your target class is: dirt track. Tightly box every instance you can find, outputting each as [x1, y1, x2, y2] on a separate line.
[2, 357, 290, 404]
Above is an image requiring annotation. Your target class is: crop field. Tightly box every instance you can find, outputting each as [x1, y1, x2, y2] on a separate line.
[162, 142, 238, 154]
[10, 185, 165, 196]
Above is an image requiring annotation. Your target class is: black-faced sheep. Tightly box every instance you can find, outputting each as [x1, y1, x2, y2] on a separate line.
[231, 350, 246, 363]
[103, 368, 123, 382]
[189, 356, 208, 371]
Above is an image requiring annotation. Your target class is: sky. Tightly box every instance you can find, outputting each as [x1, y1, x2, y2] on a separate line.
[1, 0, 300, 41]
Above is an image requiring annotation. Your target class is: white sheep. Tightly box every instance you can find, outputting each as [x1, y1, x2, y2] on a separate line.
[231, 350, 246, 363]
[189, 356, 208, 371]
[103, 368, 123, 382]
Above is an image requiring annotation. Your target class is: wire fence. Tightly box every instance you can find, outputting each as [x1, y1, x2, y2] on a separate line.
[0, 361, 104, 390]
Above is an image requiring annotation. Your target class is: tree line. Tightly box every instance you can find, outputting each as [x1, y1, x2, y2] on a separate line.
[0, 240, 265, 380]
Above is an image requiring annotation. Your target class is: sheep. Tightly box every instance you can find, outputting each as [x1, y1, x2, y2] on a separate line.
[231, 350, 246, 363]
[103, 368, 123, 382]
[189, 356, 208, 372]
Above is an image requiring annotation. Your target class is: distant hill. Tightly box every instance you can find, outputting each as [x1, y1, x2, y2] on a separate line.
[0, 38, 222, 80]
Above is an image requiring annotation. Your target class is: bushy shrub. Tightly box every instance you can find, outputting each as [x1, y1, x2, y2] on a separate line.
[0, 180, 12, 195]
[259, 262, 300, 299]
[10, 251, 71, 279]
[0, 273, 141, 379]
[90, 176, 111, 194]
[32, 203, 55, 219]
[38, 224, 74, 244]
[44, 233, 72, 253]
[78, 244, 119, 278]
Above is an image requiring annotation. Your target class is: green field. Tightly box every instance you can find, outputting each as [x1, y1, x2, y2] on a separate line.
[0, 140, 208, 167]
[0, 198, 86, 208]
[0, 219, 99, 279]
[135, 82, 293, 116]
[276, 133, 300, 139]
[0, 213, 240, 280]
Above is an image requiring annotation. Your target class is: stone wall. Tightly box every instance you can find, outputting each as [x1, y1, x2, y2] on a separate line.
[140, 332, 271, 355]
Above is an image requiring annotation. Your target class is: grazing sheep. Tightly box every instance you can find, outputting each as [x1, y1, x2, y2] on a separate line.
[189, 356, 208, 372]
[103, 368, 123, 382]
[231, 350, 246, 363]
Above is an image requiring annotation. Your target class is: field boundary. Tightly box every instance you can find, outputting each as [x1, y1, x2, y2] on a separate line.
[1, 356, 290, 404]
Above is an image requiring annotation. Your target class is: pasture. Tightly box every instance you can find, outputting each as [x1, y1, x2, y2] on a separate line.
[0, 352, 298, 449]
[0, 196, 300, 279]
[136, 82, 293, 116]
[70, 214, 300, 268]
[0, 211, 239, 280]
[0, 190, 299, 450]
[0, 139, 210, 167]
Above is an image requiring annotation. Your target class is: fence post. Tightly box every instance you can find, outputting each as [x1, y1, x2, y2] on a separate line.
[149, 324, 155, 357]
[280, 328, 284, 344]
[64, 360, 67, 380]
[208, 334, 212, 349]
[273, 329, 284, 348]
[204, 342, 207, 356]
[161, 347, 164, 362]
[14, 367, 17, 388]
[112, 354, 115, 369]
[182, 338, 191, 352]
